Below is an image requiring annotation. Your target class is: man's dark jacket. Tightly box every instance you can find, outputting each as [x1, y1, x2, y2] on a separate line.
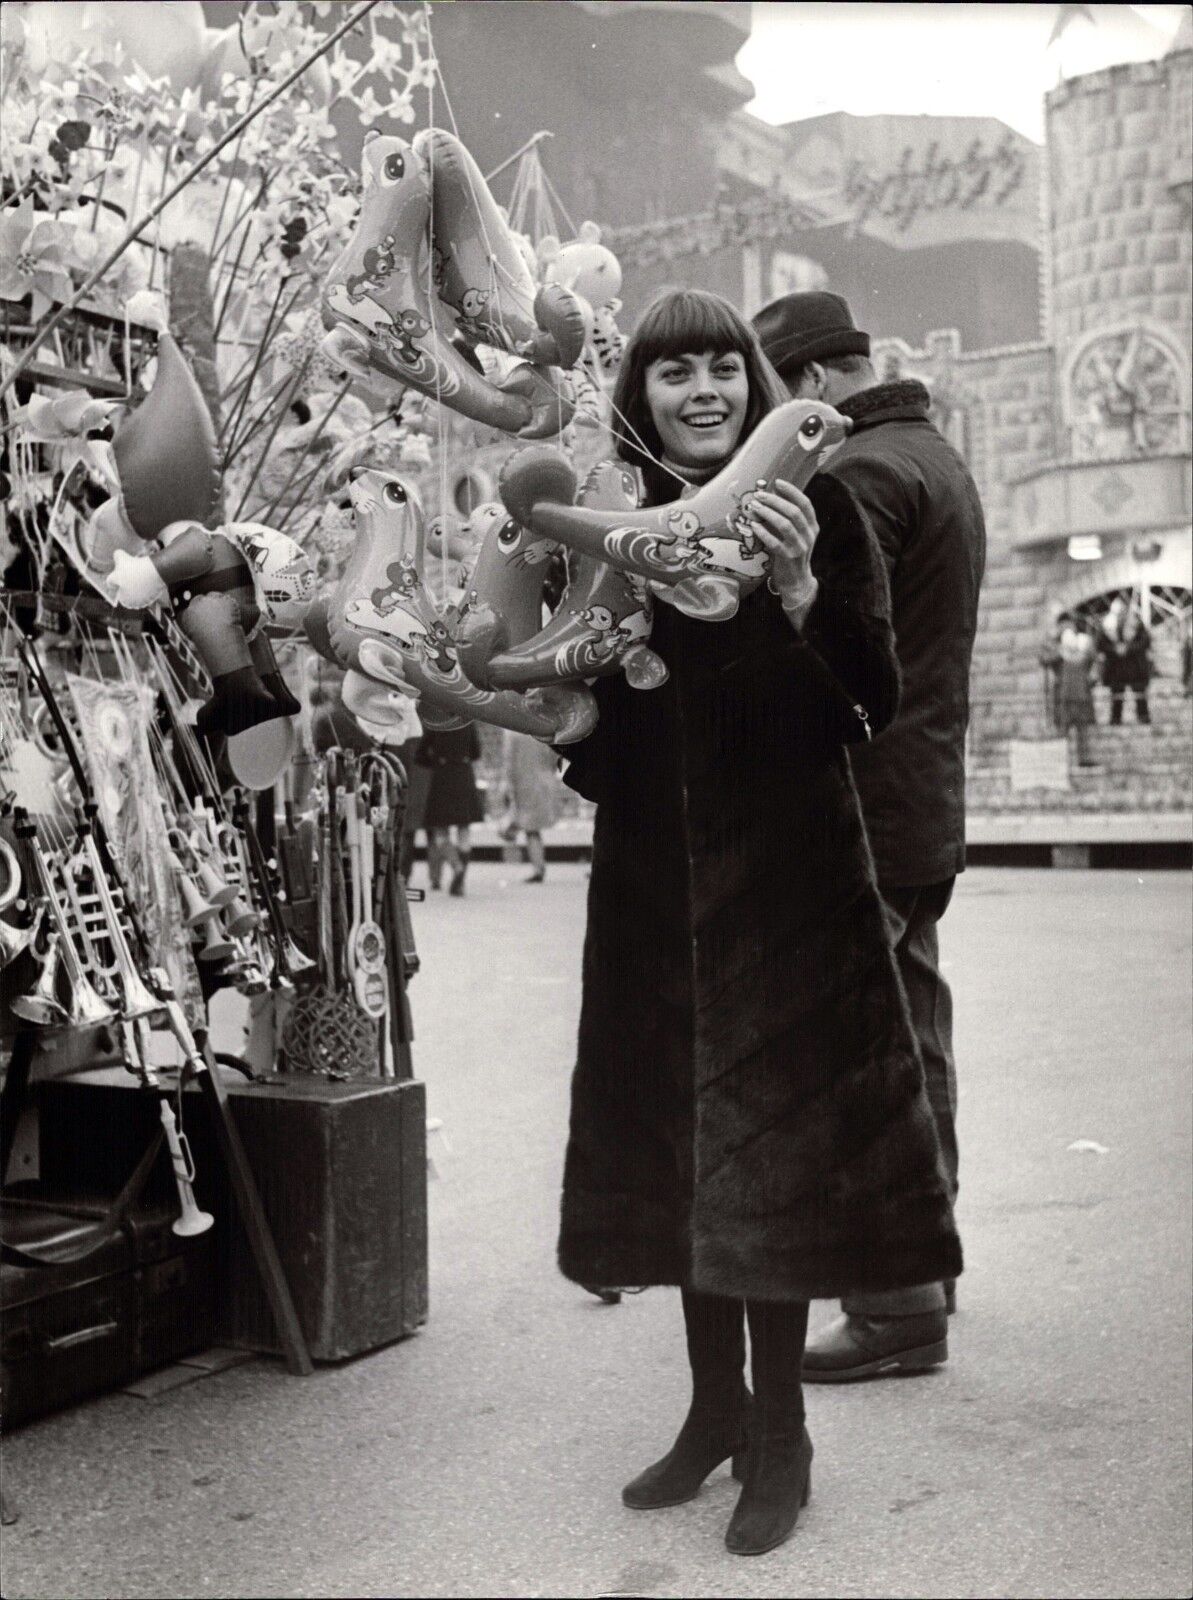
[824, 380, 986, 887]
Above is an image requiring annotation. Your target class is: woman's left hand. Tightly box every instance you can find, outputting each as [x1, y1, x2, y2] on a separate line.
[749, 479, 819, 604]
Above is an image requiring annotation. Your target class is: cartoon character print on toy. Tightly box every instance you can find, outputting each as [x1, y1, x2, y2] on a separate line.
[457, 462, 667, 693]
[304, 468, 597, 745]
[321, 134, 574, 440]
[415, 128, 587, 371]
[499, 399, 851, 623]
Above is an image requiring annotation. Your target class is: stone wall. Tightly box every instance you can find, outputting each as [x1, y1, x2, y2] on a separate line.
[1047, 55, 1193, 355]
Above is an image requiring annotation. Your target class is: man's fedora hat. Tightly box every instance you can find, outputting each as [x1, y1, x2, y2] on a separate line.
[752, 291, 870, 378]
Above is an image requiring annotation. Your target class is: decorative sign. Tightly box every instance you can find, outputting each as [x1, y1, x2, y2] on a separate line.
[1069, 329, 1185, 461]
[783, 113, 1042, 252]
[1009, 738, 1072, 791]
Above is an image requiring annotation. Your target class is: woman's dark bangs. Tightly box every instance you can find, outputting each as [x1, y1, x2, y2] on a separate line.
[634, 290, 751, 365]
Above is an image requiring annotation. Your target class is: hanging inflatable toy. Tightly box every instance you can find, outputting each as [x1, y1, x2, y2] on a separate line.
[456, 463, 667, 693]
[452, 502, 559, 690]
[108, 519, 313, 736]
[86, 332, 312, 787]
[498, 399, 851, 623]
[303, 468, 597, 745]
[539, 222, 625, 372]
[415, 128, 587, 371]
[321, 134, 575, 440]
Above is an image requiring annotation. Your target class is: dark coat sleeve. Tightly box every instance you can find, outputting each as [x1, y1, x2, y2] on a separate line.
[822, 448, 912, 580]
[797, 473, 901, 740]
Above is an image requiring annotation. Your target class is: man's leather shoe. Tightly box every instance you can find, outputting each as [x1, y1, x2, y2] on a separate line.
[802, 1312, 947, 1382]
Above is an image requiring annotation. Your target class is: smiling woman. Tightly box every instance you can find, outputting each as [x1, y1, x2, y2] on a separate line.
[610, 289, 787, 506]
[644, 349, 751, 472]
[553, 287, 960, 1556]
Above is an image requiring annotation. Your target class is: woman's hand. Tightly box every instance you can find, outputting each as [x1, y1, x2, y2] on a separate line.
[749, 479, 820, 617]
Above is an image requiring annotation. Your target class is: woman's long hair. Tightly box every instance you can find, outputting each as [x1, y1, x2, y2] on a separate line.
[610, 289, 789, 507]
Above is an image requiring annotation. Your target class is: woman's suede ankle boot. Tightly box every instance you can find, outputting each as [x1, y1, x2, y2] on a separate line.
[725, 1298, 812, 1554]
[725, 1424, 813, 1554]
[623, 1289, 749, 1510]
[622, 1387, 751, 1509]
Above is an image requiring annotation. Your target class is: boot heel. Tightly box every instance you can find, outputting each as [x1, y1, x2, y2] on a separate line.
[802, 1470, 811, 1507]
[898, 1338, 948, 1371]
[731, 1449, 746, 1482]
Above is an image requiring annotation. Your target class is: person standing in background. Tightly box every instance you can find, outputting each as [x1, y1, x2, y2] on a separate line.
[754, 290, 985, 1381]
[417, 722, 484, 896]
[1098, 600, 1154, 725]
[500, 730, 563, 884]
[1057, 616, 1099, 763]
[1038, 604, 1066, 732]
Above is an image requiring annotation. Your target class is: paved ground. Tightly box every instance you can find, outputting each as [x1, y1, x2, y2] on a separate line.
[3, 866, 1191, 1600]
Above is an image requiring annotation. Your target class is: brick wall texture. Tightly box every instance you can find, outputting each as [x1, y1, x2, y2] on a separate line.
[943, 54, 1191, 815]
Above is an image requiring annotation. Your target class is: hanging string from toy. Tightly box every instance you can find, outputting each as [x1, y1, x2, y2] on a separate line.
[421, 5, 453, 608]
[427, 31, 522, 363]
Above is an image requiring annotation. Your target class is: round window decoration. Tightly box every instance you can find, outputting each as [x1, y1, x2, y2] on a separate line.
[1070, 330, 1184, 460]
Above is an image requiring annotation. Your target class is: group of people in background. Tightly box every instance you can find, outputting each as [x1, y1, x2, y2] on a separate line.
[402, 725, 562, 895]
[1041, 595, 1158, 765]
[307, 659, 565, 897]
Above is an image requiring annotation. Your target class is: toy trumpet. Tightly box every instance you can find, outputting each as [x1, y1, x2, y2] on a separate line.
[159, 1099, 214, 1237]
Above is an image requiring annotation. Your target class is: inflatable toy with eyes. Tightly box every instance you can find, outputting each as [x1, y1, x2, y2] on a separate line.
[415, 128, 587, 371]
[304, 468, 597, 744]
[322, 134, 574, 440]
[456, 462, 667, 693]
[498, 400, 851, 622]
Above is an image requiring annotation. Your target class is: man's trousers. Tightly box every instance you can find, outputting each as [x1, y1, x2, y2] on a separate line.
[841, 877, 959, 1317]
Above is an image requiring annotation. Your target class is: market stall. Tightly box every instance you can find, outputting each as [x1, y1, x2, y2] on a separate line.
[1, 0, 829, 1445]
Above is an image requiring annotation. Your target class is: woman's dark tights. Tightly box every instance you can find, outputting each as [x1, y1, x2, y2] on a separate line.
[621, 1290, 809, 1512]
[683, 1290, 809, 1431]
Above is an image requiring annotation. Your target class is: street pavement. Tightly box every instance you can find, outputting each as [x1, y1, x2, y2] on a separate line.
[3, 866, 1191, 1600]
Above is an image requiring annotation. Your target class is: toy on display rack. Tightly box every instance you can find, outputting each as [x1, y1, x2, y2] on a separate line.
[80, 332, 315, 788]
[498, 399, 853, 622]
[416, 128, 588, 371]
[321, 133, 578, 440]
[455, 461, 667, 693]
[304, 467, 598, 744]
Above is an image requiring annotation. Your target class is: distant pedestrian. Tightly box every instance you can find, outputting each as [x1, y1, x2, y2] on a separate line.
[1057, 616, 1098, 765]
[417, 723, 484, 896]
[1038, 604, 1066, 731]
[500, 731, 562, 883]
[396, 727, 430, 883]
[1099, 602, 1153, 725]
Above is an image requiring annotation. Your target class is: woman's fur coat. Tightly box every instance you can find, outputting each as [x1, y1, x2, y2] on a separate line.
[556, 474, 963, 1302]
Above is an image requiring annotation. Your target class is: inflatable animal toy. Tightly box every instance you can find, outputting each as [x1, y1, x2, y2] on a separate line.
[498, 400, 850, 622]
[452, 502, 558, 690]
[322, 134, 574, 440]
[304, 468, 597, 744]
[415, 128, 587, 370]
[456, 462, 667, 693]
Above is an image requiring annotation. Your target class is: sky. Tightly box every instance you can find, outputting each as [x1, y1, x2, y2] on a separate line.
[736, 3, 1189, 142]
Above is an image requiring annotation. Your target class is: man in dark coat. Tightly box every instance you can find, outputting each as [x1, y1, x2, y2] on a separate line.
[754, 291, 986, 1379]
